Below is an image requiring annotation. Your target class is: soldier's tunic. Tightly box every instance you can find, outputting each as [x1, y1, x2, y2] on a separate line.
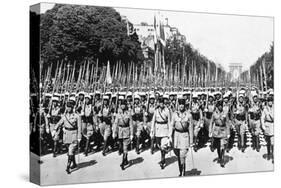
[151, 107, 171, 149]
[261, 105, 274, 143]
[204, 102, 215, 133]
[48, 106, 61, 141]
[132, 104, 145, 137]
[191, 102, 203, 137]
[98, 106, 112, 140]
[171, 111, 193, 150]
[234, 103, 247, 135]
[81, 104, 94, 139]
[248, 102, 262, 136]
[113, 110, 133, 153]
[55, 113, 81, 155]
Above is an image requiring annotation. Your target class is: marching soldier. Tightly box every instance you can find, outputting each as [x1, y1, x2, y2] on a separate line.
[98, 95, 113, 156]
[248, 91, 262, 152]
[234, 91, 248, 152]
[170, 96, 193, 176]
[222, 92, 234, 152]
[54, 100, 82, 174]
[261, 92, 274, 163]
[47, 95, 62, 157]
[209, 100, 230, 167]
[81, 94, 95, 156]
[132, 94, 145, 154]
[144, 93, 156, 154]
[203, 93, 215, 151]
[113, 98, 133, 170]
[190, 93, 203, 152]
[151, 97, 171, 169]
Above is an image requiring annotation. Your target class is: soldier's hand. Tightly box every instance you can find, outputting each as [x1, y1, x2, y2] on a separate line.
[78, 138, 81, 143]
[51, 130, 56, 137]
[130, 135, 134, 141]
[46, 128, 50, 134]
[209, 133, 212, 138]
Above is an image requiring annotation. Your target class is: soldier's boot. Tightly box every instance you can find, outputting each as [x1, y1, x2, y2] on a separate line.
[256, 136, 260, 152]
[136, 137, 140, 154]
[252, 135, 256, 150]
[220, 149, 225, 168]
[102, 139, 108, 156]
[210, 137, 215, 152]
[178, 159, 182, 176]
[271, 145, 274, 163]
[182, 163, 186, 176]
[66, 155, 71, 174]
[124, 153, 129, 166]
[53, 141, 58, 157]
[241, 134, 245, 152]
[120, 154, 126, 170]
[266, 144, 271, 160]
[70, 155, 77, 169]
[118, 140, 123, 155]
[217, 148, 221, 164]
[84, 139, 90, 156]
[193, 137, 198, 152]
[150, 137, 155, 155]
[160, 151, 166, 169]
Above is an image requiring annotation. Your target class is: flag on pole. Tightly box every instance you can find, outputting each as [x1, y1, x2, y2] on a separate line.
[106, 61, 112, 84]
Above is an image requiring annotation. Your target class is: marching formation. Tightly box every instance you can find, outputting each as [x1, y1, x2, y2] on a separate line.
[30, 85, 274, 176]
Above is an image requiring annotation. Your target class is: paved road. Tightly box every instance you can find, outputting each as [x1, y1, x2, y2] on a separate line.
[33, 132, 273, 185]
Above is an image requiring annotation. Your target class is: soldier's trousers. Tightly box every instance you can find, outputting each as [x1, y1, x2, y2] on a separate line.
[66, 140, 78, 155]
[99, 122, 112, 141]
[49, 123, 60, 141]
[118, 138, 130, 154]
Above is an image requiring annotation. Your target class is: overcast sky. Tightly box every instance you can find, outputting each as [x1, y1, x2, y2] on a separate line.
[39, 3, 273, 71]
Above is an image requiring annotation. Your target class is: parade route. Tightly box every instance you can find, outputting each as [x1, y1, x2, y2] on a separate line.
[35, 143, 273, 185]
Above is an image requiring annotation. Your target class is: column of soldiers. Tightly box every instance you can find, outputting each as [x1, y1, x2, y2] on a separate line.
[30, 86, 274, 175]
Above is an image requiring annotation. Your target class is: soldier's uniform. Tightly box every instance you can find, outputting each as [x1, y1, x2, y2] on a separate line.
[204, 94, 215, 151]
[171, 97, 193, 176]
[81, 94, 94, 156]
[113, 99, 133, 170]
[248, 92, 262, 152]
[47, 96, 62, 157]
[98, 96, 113, 156]
[261, 95, 274, 162]
[151, 97, 171, 169]
[209, 101, 230, 167]
[144, 94, 156, 154]
[55, 101, 81, 174]
[234, 94, 248, 152]
[191, 93, 203, 152]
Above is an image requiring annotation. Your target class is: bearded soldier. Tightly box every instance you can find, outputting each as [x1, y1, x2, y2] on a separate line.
[55, 100, 82, 174]
[248, 92, 262, 152]
[170, 96, 193, 176]
[47, 95, 62, 157]
[191, 93, 203, 152]
[81, 94, 95, 156]
[132, 94, 145, 154]
[209, 100, 230, 167]
[144, 93, 156, 154]
[113, 98, 133, 170]
[261, 94, 274, 163]
[234, 91, 248, 152]
[151, 97, 171, 169]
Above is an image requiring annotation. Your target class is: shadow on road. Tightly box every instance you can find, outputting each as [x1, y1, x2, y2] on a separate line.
[165, 156, 178, 167]
[262, 153, 273, 160]
[213, 155, 233, 165]
[125, 157, 144, 169]
[185, 168, 201, 176]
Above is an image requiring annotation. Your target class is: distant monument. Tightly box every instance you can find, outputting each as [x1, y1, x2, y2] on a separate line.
[229, 63, 242, 82]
